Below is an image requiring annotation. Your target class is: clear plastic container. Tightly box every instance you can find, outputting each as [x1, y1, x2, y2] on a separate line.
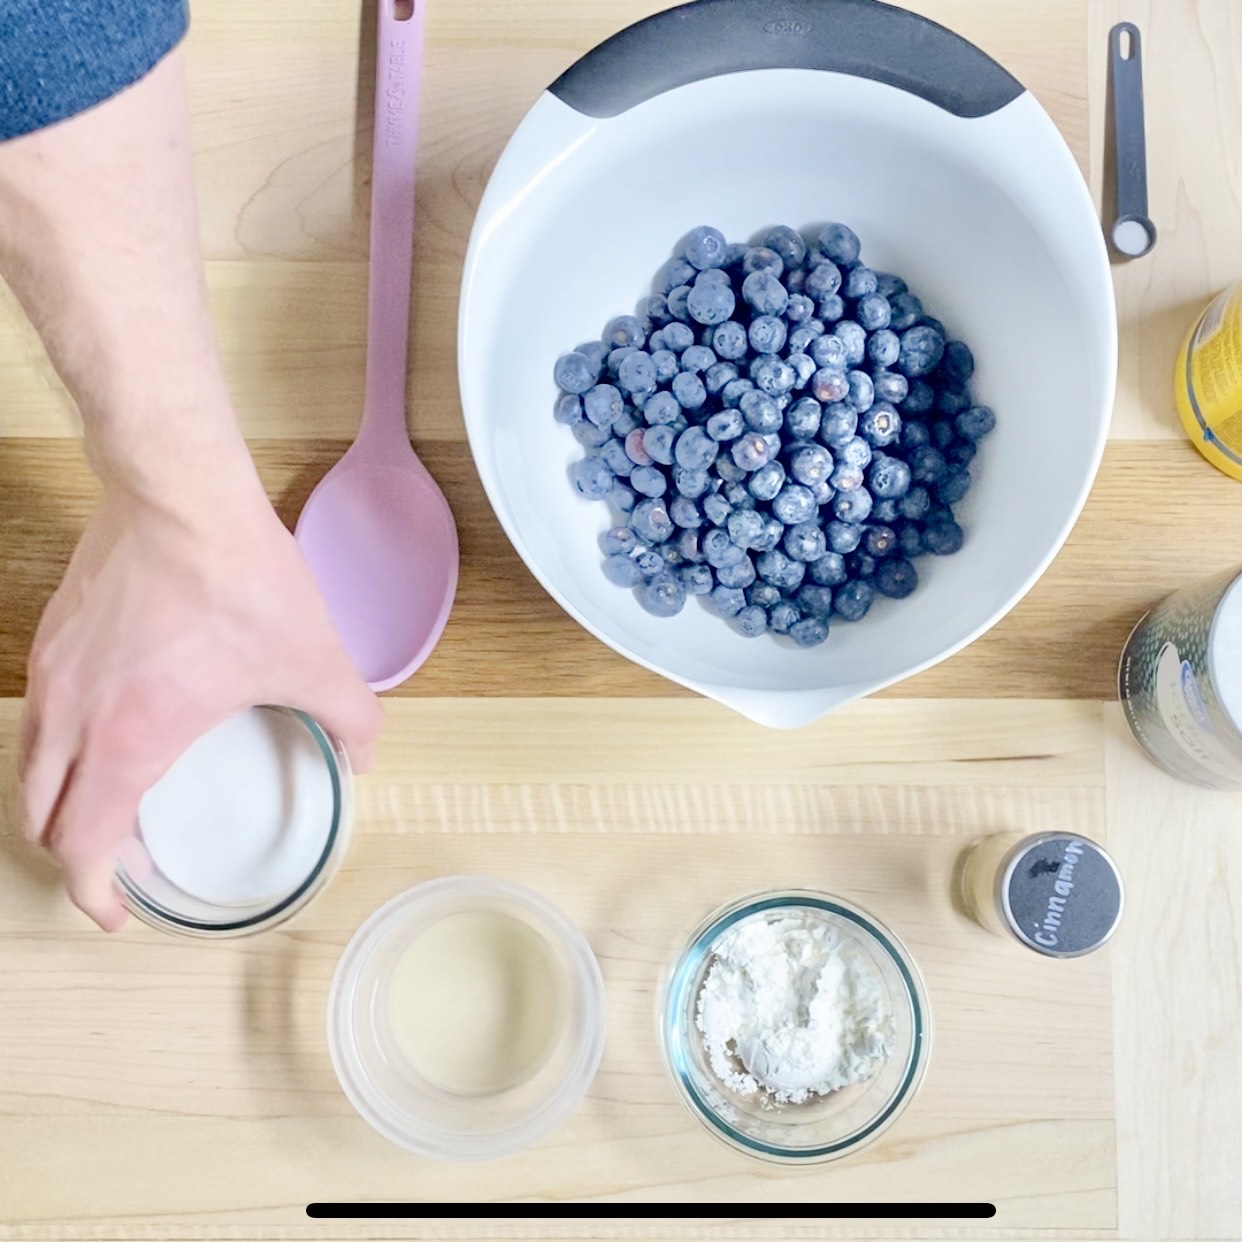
[115, 707, 352, 937]
[327, 876, 606, 1162]
[661, 890, 930, 1163]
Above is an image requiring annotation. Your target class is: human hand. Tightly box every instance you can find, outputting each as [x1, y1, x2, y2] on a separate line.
[18, 472, 382, 931]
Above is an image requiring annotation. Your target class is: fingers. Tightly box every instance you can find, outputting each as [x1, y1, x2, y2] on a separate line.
[19, 674, 77, 847]
[285, 647, 383, 774]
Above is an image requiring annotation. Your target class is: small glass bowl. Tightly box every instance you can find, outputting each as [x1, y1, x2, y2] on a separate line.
[662, 890, 931, 1163]
[327, 876, 606, 1162]
[115, 708, 352, 938]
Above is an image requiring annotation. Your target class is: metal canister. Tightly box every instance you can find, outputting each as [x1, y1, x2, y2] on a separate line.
[959, 832, 1124, 957]
[1119, 567, 1242, 788]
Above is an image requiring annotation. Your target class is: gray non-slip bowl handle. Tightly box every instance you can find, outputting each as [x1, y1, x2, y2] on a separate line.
[549, 0, 1022, 119]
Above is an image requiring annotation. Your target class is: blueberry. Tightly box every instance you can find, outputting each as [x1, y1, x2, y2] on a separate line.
[610, 483, 636, 512]
[747, 460, 787, 502]
[756, 549, 806, 592]
[900, 420, 930, 449]
[617, 350, 656, 394]
[684, 225, 728, 271]
[956, 404, 997, 440]
[742, 246, 784, 278]
[727, 508, 767, 549]
[833, 580, 874, 621]
[642, 294, 673, 328]
[847, 370, 875, 413]
[785, 293, 816, 324]
[723, 481, 753, 509]
[573, 420, 610, 449]
[687, 280, 736, 326]
[788, 324, 823, 354]
[875, 558, 918, 599]
[858, 402, 902, 447]
[555, 392, 583, 426]
[784, 521, 827, 562]
[717, 556, 757, 589]
[938, 465, 972, 505]
[600, 526, 637, 557]
[670, 495, 704, 529]
[711, 320, 749, 361]
[789, 444, 833, 487]
[667, 287, 692, 321]
[936, 431, 972, 467]
[723, 242, 750, 270]
[761, 225, 807, 270]
[815, 223, 860, 266]
[833, 320, 867, 366]
[635, 549, 664, 577]
[681, 563, 714, 595]
[909, 445, 948, 486]
[786, 352, 816, 390]
[703, 528, 746, 569]
[936, 385, 971, 417]
[671, 425, 715, 471]
[830, 462, 864, 492]
[657, 542, 684, 567]
[751, 355, 797, 397]
[582, 383, 623, 429]
[818, 294, 846, 322]
[624, 427, 653, 466]
[720, 379, 753, 410]
[898, 324, 946, 377]
[662, 322, 695, 353]
[811, 480, 835, 506]
[750, 514, 779, 553]
[630, 464, 667, 498]
[576, 339, 609, 370]
[554, 351, 598, 395]
[875, 272, 907, 299]
[770, 601, 801, 633]
[704, 361, 739, 397]
[771, 483, 817, 525]
[607, 346, 637, 378]
[808, 551, 847, 586]
[931, 419, 955, 449]
[888, 292, 923, 331]
[939, 339, 975, 384]
[731, 433, 775, 471]
[866, 330, 900, 369]
[785, 268, 807, 294]
[658, 258, 696, 295]
[844, 266, 878, 300]
[614, 408, 639, 436]
[676, 531, 702, 563]
[748, 582, 782, 610]
[715, 455, 746, 484]
[741, 269, 789, 316]
[839, 436, 873, 469]
[826, 520, 863, 554]
[805, 261, 843, 300]
[924, 519, 965, 556]
[873, 370, 909, 404]
[863, 525, 898, 558]
[855, 292, 891, 332]
[812, 367, 849, 404]
[738, 390, 780, 434]
[710, 585, 747, 618]
[795, 584, 835, 621]
[810, 334, 848, 370]
[819, 402, 858, 448]
[570, 455, 614, 500]
[833, 487, 874, 523]
[696, 267, 732, 287]
[790, 617, 829, 647]
[785, 396, 823, 440]
[747, 315, 787, 356]
[898, 486, 931, 521]
[706, 408, 744, 441]
[650, 349, 678, 383]
[703, 493, 731, 526]
[630, 497, 674, 544]
[671, 371, 707, 411]
[603, 553, 643, 587]
[601, 437, 633, 477]
[735, 605, 769, 637]
[637, 571, 687, 617]
[642, 424, 676, 466]
[602, 315, 646, 350]
[901, 380, 935, 415]
[868, 454, 912, 499]
[898, 521, 925, 558]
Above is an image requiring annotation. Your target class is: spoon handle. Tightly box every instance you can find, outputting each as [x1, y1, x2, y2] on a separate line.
[360, 0, 426, 454]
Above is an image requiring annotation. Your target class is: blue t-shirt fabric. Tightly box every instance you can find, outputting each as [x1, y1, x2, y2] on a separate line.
[1, 0, 188, 141]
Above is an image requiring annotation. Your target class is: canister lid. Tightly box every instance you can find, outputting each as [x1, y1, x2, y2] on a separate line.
[998, 833, 1123, 957]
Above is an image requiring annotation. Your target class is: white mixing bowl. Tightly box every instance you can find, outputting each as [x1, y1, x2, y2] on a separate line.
[458, 0, 1116, 728]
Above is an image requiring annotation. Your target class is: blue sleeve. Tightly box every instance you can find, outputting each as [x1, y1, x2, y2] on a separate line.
[0, 0, 189, 141]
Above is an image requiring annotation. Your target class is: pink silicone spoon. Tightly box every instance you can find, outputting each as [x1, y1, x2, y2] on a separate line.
[295, 0, 458, 692]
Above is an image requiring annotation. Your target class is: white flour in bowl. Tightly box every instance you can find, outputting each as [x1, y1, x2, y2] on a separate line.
[696, 913, 894, 1105]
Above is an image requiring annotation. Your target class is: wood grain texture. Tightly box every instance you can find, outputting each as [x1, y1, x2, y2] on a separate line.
[0, 698, 1115, 1231]
[2, 438, 1241, 703]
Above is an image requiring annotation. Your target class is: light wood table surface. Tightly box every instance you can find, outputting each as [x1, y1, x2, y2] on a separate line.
[1, 0, 1241, 1238]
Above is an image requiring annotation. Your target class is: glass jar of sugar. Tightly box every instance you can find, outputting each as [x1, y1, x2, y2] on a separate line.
[115, 706, 352, 937]
[1119, 567, 1242, 788]
[958, 832, 1123, 957]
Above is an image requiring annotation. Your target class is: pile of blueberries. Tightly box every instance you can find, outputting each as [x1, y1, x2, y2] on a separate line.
[552, 223, 996, 647]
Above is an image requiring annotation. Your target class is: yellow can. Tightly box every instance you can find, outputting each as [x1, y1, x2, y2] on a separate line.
[1175, 283, 1242, 481]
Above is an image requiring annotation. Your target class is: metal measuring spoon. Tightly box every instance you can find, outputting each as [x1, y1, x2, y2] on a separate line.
[1109, 22, 1157, 258]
